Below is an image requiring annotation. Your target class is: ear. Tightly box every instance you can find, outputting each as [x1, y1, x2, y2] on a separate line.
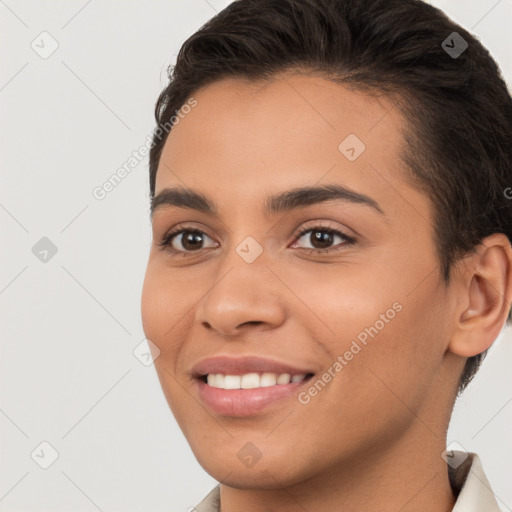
[449, 233, 512, 358]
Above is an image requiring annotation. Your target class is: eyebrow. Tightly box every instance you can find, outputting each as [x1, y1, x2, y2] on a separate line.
[150, 184, 384, 218]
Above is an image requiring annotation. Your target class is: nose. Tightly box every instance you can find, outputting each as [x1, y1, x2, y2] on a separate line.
[195, 253, 287, 337]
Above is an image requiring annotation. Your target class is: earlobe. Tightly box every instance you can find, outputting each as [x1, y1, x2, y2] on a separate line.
[449, 233, 512, 358]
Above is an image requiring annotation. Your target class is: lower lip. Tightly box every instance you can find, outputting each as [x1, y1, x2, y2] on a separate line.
[195, 376, 313, 417]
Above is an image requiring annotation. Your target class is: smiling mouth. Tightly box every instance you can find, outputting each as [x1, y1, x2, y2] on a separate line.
[198, 372, 315, 389]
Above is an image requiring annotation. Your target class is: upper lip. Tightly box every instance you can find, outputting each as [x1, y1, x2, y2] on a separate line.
[191, 355, 315, 378]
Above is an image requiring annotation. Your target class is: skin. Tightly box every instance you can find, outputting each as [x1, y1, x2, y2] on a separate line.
[141, 71, 512, 512]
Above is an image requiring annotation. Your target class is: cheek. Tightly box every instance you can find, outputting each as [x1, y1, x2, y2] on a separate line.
[140, 268, 163, 342]
[141, 267, 191, 419]
[140, 261, 185, 352]
[284, 262, 397, 345]
[141, 261, 202, 377]
[338, 283, 449, 419]
[296, 260, 446, 406]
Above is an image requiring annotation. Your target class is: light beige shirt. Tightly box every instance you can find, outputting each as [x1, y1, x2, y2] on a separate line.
[193, 452, 502, 511]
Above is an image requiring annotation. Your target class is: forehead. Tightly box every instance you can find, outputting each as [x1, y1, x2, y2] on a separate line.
[155, 71, 430, 225]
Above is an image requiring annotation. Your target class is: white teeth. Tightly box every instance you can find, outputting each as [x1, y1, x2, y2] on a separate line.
[260, 372, 277, 387]
[223, 375, 241, 389]
[277, 373, 291, 384]
[205, 372, 309, 389]
[241, 373, 260, 389]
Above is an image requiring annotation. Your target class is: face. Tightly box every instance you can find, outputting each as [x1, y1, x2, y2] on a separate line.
[141, 72, 459, 489]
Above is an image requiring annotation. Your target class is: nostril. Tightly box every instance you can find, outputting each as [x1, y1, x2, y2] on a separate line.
[240, 321, 264, 328]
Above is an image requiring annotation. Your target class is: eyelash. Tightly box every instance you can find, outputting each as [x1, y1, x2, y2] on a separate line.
[157, 223, 357, 256]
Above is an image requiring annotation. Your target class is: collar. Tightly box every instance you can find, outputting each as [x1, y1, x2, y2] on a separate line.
[193, 452, 501, 512]
[450, 452, 502, 511]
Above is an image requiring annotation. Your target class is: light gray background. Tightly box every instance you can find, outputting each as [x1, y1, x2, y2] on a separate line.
[1, 1, 511, 511]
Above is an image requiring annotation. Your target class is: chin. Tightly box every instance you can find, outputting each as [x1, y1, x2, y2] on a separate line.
[191, 439, 313, 490]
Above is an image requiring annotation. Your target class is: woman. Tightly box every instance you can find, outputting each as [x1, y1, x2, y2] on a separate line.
[141, 0, 512, 510]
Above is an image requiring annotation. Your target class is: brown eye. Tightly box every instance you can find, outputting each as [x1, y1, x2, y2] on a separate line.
[291, 226, 356, 253]
[159, 228, 217, 253]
